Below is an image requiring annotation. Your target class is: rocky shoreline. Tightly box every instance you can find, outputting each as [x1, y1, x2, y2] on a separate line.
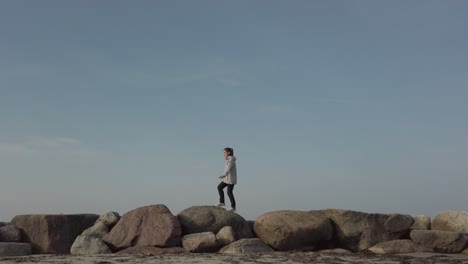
[1, 204, 468, 262]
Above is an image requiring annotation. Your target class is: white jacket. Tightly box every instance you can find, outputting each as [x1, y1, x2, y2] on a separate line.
[223, 156, 237, 185]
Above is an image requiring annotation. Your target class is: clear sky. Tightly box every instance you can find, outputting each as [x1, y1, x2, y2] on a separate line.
[1, 1, 467, 222]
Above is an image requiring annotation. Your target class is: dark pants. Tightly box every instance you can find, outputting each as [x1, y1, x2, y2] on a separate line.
[217, 182, 236, 209]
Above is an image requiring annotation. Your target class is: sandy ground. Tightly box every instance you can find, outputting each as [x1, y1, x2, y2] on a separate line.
[1, 252, 468, 264]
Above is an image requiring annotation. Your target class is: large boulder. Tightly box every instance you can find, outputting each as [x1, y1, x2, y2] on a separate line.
[181, 232, 220, 253]
[0, 242, 32, 256]
[177, 206, 253, 239]
[368, 239, 432, 254]
[103, 204, 181, 251]
[219, 238, 273, 253]
[70, 235, 111, 255]
[254, 210, 332, 251]
[0, 225, 21, 242]
[410, 230, 466, 253]
[320, 209, 414, 252]
[11, 214, 98, 254]
[411, 215, 431, 230]
[432, 211, 468, 233]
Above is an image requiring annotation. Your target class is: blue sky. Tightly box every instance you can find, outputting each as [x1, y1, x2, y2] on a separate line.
[1, 1, 467, 222]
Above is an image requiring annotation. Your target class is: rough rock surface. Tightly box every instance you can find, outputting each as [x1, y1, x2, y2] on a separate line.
[410, 230, 466, 253]
[320, 209, 414, 251]
[254, 210, 332, 251]
[219, 238, 274, 253]
[177, 206, 253, 239]
[103, 205, 181, 251]
[11, 214, 98, 254]
[70, 235, 111, 255]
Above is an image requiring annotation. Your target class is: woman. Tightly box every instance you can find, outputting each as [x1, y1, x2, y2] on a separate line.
[217, 147, 237, 212]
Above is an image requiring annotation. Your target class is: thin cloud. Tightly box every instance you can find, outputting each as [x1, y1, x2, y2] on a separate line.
[0, 143, 34, 155]
[0, 137, 91, 156]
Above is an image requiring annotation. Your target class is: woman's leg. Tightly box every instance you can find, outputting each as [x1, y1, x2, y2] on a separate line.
[217, 182, 227, 204]
[227, 184, 236, 209]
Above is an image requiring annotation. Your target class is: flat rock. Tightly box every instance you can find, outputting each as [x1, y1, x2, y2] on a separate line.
[410, 230, 466, 253]
[368, 239, 432, 254]
[219, 238, 273, 253]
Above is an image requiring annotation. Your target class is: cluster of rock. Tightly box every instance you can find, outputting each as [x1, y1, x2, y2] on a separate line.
[1, 206, 468, 257]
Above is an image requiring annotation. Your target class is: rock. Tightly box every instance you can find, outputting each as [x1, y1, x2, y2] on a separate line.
[320, 209, 414, 252]
[216, 226, 236, 246]
[182, 232, 220, 253]
[0, 225, 21, 242]
[70, 235, 111, 255]
[462, 247, 468, 255]
[410, 230, 466, 253]
[0, 223, 8, 228]
[81, 221, 109, 239]
[103, 204, 181, 251]
[368, 239, 432, 254]
[411, 215, 431, 230]
[317, 248, 352, 254]
[117, 246, 186, 255]
[11, 214, 98, 254]
[96, 212, 120, 228]
[177, 206, 253, 239]
[254, 210, 332, 251]
[432, 211, 468, 233]
[247, 221, 255, 237]
[0, 242, 32, 256]
[219, 238, 274, 253]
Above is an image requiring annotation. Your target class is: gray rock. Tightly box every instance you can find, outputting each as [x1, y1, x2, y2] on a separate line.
[254, 210, 332, 251]
[368, 239, 432, 254]
[97, 212, 120, 228]
[432, 211, 468, 233]
[70, 235, 112, 255]
[103, 204, 181, 251]
[410, 230, 466, 253]
[81, 221, 109, 239]
[411, 215, 431, 230]
[177, 206, 253, 239]
[216, 226, 236, 246]
[0, 225, 21, 242]
[0, 242, 32, 256]
[219, 238, 273, 253]
[11, 214, 99, 254]
[181, 232, 220, 253]
[320, 209, 414, 252]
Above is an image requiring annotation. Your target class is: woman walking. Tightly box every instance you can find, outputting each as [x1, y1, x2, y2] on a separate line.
[217, 147, 237, 212]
